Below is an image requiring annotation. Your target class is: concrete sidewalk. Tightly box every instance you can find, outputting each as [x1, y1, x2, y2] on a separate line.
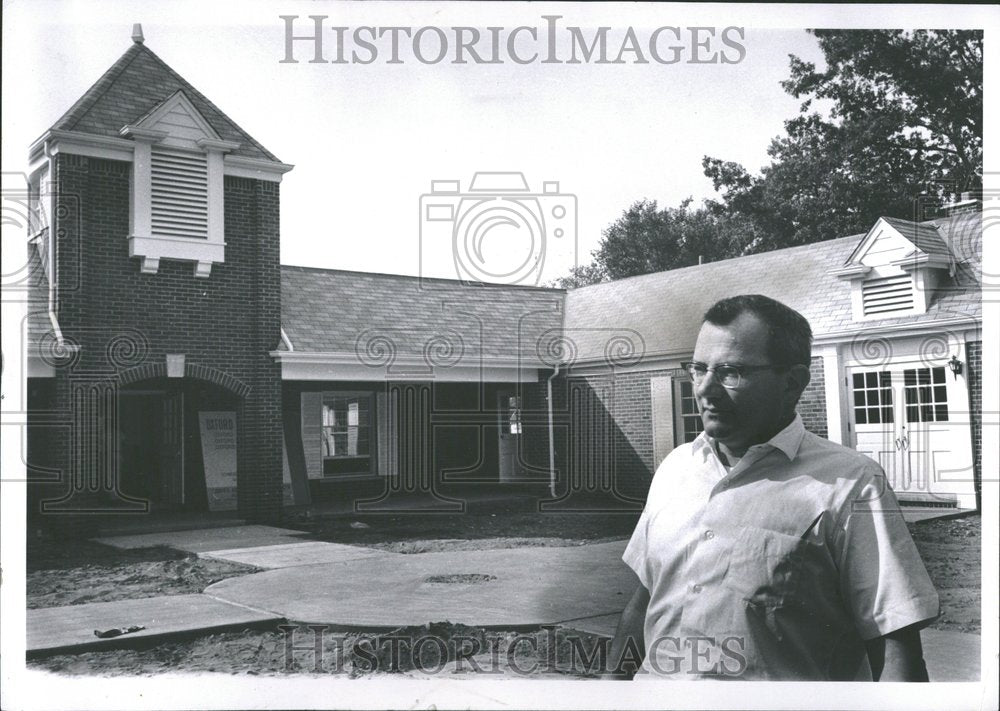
[31, 526, 982, 681]
[94, 524, 309, 552]
[206, 541, 634, 629]
[27, 594, 282, 658]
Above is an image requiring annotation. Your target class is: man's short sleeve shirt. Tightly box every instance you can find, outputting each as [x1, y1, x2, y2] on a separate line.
[622, 415, 940, 680]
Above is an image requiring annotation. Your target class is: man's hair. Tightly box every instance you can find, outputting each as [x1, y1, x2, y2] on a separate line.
[702, 294, 813, 367]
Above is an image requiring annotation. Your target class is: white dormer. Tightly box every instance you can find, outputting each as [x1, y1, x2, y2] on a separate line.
[121, 90, 240, 277]
[831, 217, 953, 320]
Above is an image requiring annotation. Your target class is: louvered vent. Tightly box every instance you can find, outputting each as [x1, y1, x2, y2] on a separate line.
[151, 148, 208, 239]
[862, 274, 914, 315]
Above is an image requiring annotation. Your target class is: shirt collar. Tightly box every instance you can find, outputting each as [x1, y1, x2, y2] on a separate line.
[691, 413, 806, 462]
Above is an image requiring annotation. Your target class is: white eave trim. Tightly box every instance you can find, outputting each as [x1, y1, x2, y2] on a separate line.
[271, 350, 546, 383]
[813, 315, 981, 345]
[225, 155, 295, 182]
[35, 129, 135, 162]
[830, 264, 872, 280]
[270, 350, 547, 368]
[891, 252, 953, 272]
[29, 130, 294, 182]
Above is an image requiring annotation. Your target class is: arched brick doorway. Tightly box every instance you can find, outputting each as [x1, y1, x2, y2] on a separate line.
[117, 364, 249, 512]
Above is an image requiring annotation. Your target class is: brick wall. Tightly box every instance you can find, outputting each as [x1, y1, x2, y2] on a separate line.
[798, 356, 828, 438]
[563, 371, 655, 504]
[28, 154, 283, 522]
[967, 340, 982, 508]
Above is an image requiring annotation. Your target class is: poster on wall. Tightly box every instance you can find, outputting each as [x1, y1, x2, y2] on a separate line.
[199, 411, 237, 511]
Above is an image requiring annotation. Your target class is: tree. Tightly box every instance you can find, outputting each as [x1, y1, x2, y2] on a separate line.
[552, 199, 757, 288]
[556, 30, 982, 287]
[705, 29, 982, 248]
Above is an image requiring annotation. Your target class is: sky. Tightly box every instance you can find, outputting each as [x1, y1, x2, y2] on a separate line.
[2, 1, 995, 287]
[1, 0, 834, 286]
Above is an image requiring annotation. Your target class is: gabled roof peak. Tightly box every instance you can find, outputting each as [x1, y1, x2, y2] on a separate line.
[39, 33, 280, 162]
[840, 216, 953, 270]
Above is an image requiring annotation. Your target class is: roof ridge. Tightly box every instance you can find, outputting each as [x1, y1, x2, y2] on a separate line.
[570, 232, 863, 292]
[51, 43, 144, 132]
[280, 264, 566, 291]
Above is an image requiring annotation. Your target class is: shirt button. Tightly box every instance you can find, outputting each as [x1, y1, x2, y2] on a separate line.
[704, 530, 715, 540]
[692, 584, 703, 594]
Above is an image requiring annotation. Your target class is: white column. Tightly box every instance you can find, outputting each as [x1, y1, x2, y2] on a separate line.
[131, 138, 154, 239]
[650, 376, 674, 469]
[818, 344, 846, 445]
[205, 147, 226, 246]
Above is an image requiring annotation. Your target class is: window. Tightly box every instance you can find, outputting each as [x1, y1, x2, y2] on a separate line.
[321, 392, 374, 476]
[506, 396, 522, 435]
[675, 379, 703, 445]
[852, 371, 894, 425]
[903, 367, 949, 423]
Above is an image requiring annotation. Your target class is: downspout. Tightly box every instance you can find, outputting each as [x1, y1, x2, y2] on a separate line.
[280, 327, 294, 352]
[547, 363, 560, 498]
[43, 140, 65, 346]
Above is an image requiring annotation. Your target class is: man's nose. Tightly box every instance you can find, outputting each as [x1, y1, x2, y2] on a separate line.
[695, 369, 726, 399]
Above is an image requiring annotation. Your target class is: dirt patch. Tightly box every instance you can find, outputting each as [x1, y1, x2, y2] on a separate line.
[908, 513, 981, 633]
[423, 573, 497, 584]
[25, 510, 980, 676]
[27, 539, 260, 609]
[293, 510, 641, 550]
[369, 536, 616, 554]
[29, 623, 609, 679]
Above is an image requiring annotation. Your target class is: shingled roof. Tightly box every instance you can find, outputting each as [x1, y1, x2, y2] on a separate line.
[280, 267, 566, 363]
[44, 40, 279, 162]
[563, 212, 981, 365]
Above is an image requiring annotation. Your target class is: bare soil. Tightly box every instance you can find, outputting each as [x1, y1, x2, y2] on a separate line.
[31, 623, 609, 678]
[907, 514, 981, 633]
[26, 511, 981, 676]
[26, 539, 259, 609]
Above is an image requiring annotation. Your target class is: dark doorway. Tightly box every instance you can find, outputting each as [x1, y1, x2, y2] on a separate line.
[118, 390, 184, 509]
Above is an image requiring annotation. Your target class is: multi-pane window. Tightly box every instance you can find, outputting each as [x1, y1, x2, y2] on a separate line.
[322, 393, 372, 475]
[852, 371, 894, 425]
[903, 367, 949, 423]
[677, 380, 703, 443]
[506, 396, 522, 435]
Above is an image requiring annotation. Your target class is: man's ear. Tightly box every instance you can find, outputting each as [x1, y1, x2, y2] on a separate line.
[785, 364, 811, 399]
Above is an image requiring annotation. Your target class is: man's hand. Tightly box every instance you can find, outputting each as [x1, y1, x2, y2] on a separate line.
[603, 581, 649, 680]
[866, 623, 930, 681]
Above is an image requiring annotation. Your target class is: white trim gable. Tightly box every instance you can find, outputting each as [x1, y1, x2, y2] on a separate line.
[830, 217, 952, 321]
[121, 93, 239, 278]
[127, 91, 223, 151]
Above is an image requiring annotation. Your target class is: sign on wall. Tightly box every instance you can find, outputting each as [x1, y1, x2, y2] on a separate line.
[199, 411, 237, 511]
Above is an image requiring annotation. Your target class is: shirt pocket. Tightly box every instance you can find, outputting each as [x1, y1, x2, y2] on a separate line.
[722, 525, 807, 607]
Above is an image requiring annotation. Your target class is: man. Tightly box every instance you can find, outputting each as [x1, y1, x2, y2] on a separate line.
[608, 295, 939, 681]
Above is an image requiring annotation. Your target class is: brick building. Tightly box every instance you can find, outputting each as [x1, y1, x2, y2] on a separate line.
[24, 31, 982, 526]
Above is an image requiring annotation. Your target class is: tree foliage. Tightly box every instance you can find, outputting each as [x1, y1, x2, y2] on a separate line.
[558, 29, 982, 287]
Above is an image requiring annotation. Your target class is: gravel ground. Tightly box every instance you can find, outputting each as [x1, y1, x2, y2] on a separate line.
[26, 511, 981, 675]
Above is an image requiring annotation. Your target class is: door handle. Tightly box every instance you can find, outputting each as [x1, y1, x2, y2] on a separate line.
[894, 437, 902, 450]
[900, 434, 909, 450]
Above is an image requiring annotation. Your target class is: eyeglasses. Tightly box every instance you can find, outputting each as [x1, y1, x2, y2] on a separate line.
[681, 361, 789, 389]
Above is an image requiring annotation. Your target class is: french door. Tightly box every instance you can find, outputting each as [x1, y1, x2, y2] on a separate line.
[849, 360, 973, 504]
